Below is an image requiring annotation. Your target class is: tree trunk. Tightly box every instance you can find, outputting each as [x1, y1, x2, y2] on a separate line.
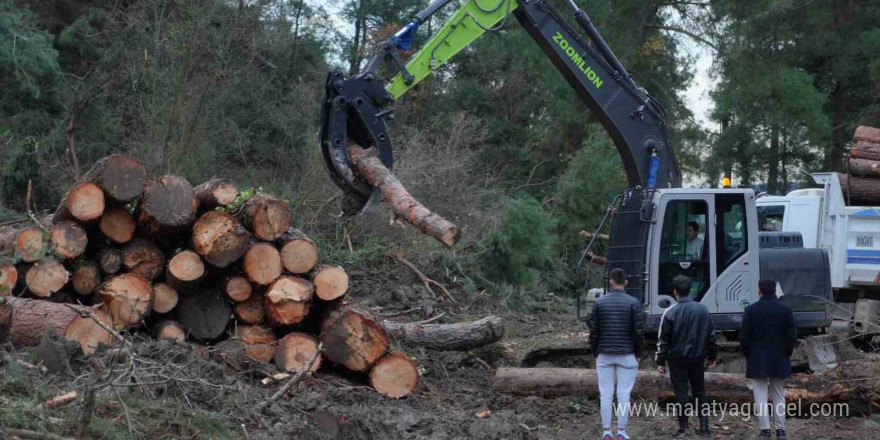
[382, 315, 504, 351]
[224, 275, 252, 302]
[153, 320, 186, 342]
[71, 261, 101, 296]
[121, 238, 165, 281]
[64, 310, 114, 355]
[830, 82, 848, 171]
[151, 283, 179, 314]
[191, 211, 249, 268]
[347, 144, 460, 247]
[25, 260, 70, 298]
[846, 158, 880, 178]
[238, 194, 291, 241]
[165, 250, 205, 293]
[243, 242, 282, 285]
[233, 291, 265, 325]
[194, 177, 239, 213]
[310, 265, 348, 301]
[80, 154, 147, 204]
[96, 248, 123, 275]
[370, 351, 419, 398]
[174, 288, 231, 341]
[275, 332, 322, 372]
[136, 175, 197, 245]
[767, 124, 780, 194]
[264, 275, 313, 326]
[348, 0, 366, 76]
[0, 296, 84, 346]
[15, 228, 47, 263]
[320, 308, 390, 372]
[53, 182, 105, 224]
[235, 324, 277, 363]
[98, 208, 136, 244]
[98, 273, 153, 330]
[0, 264, 17, 295]
[838, 174, 880, 205]
[277, 228, 318, 274]
[50, 221, 88, 259]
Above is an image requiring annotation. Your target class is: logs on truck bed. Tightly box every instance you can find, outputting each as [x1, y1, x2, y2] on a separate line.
[310, 265, 348, 301]
[850, 141, 880, 162]
[236, 324, 277, 363]
[382, 315, 504, 351]
[855, 125, 880, 144]
[99, 273, 153, 329]
[16, 228, 47, 263]
[243, 242, 282, 286]
[370, 352, 419, 398]
[174, 288, 231, 341]
[347, 143, 460, 247]
[121, 238, 165, 281]
[275, 332, 321, 373]
[264, 276, 313, 326]
[194, 177, 239, 213]
[838, 174, 880, 205]
[64, 310, 114, 355]
[54, 182, 105, 224]
[847, 158, 880, 179]
[224, 275, 252, 302]
[151, 283, 179, 314]
[25, 260, 70, 297]
[96, 248, 122, 275]
[98, 207, 136, 244]
[50, 221, 88, 259]
[137, 175, 197, 244]
[166, 250, 205, 293]
[1, 264, 17, 295]
[81, 154, 147, 204]
[238, 194, 292, 241]
[278, 228, 318, 274]
[320, 308, 389, 372]
[191, 211, 249, 268]
[71, 261, 101, 296]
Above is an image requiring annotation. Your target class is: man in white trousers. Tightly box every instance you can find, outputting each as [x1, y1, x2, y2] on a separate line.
[588, 268, 644, 440]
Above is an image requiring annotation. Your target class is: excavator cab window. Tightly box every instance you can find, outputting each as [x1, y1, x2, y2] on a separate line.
[659, 201, 710, 301]
[716, 194, 748, 273]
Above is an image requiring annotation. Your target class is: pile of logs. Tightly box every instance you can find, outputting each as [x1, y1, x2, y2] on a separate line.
[0, 155, 419, 399]
[843, 126, 880, 205]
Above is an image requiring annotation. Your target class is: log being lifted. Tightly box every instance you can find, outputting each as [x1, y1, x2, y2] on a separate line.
[99, 273, 154, 329]
[191, 211, 250, 268]
[238, 194, 292, 241]
[320, 308, 390, 372]
[53, 182, 105, 224]
[382, 315, 504, 351]
[347, 144, 460, 247]
[137, 175, 197, 244]
[194, 177, 240, 213]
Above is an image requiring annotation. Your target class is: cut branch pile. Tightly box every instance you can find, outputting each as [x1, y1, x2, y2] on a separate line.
[842, 126, 880, 205]
[0, 154, 420, 398]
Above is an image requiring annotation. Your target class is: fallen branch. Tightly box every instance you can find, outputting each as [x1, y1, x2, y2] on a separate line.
[382, 315, 504, 351]
[347, 144, 460, 247]
[389, 254, 456, 303]
[259, 342, 322, 412]
[0, 428, 76, 440]
[43, 391, 78, 409]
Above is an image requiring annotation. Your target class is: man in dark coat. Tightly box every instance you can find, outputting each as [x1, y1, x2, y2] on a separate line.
[589, 268, 645, 440]
[740, 279, 797, 438]
[655, 275, 718, 437]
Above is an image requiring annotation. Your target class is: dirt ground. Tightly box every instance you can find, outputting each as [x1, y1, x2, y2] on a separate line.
[1, 265, 877, 439]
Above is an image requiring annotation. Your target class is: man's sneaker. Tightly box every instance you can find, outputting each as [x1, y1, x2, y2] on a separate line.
[776, 429, 787, 438]
[602, 432, 613, 440]
[672, 428, 688, 438]
[759, 430, 772, 438]
[617, 432, 630, 440]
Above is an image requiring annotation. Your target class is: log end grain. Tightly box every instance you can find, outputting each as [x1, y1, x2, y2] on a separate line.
[233, 292, 265, 325]
[25, 260, 70, 297]
[16, 228, 47, 263]
[121, 238, 165, 281]
[240, 194, 291, 241]
[224, 275, 252, 302]
[99, 273, 154, 329]
[191, 211, 249, 268]
[275, 332, 321, 373]
[85, 154, 147, 203]
[71, 262, 101, 296]
[153, 320, 187, 342]
[174, 289, 232, 341]
[50, 221, 88, 259]
[137, 175, 197, 239]
[854, 125, 880, 144]
[195, 177, 240, 211]
[312, 266, 348, 301]
[0, 264, 17, 296]
[97, 248, 123, 275]
[264, 276, 313, 326]
[152, 283, 179, 314]
[99, 208, 136, 244]
[236, 324, 277, 363]
[64, 310, 115, 355]
[166, 250, 205, 291]
[279, 233, 319, 274]
[320, 309, 390, 372]
[370, 352, 419, 398]
[243, 243, 282, 286]
[66, 182, 106, 222]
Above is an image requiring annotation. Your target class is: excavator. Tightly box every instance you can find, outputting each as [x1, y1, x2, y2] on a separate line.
[318, 0, 836, 352]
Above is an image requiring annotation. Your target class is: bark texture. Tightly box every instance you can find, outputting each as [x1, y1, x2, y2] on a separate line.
[382, 315, 504, 351]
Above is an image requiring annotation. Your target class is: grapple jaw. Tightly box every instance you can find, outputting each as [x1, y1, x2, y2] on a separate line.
[319, 68, 396, 213]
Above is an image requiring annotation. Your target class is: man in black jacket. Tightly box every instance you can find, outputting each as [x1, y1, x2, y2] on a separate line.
[589, 268, 645, 440]
[656, 275, 718, 437]
[740, 279, 797, 438]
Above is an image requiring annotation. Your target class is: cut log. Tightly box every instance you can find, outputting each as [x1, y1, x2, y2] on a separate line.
[850, 141, 880, 161]
[194, 177, 239, 212]
[81, 154, 147, 204]
[136, 175, 197, 244]
[233, 291, 265, 324]
[264, 275, 313, 326]
[848, 158, 880, 179]
[278, 228, 319, 274]
[224, 275, 252, 302]
[174, 288, 232, 341]
[382, 315, 504, 351]
[64, 309, 114, 355]
[121, 238, 165, 281]
[71, 261, 101, 296]
[320, 308, 390, 372]
[854, 125, 880, 144]
[53, 182, 105, 224]
[191, 211, 249, 268]
[275, 332, 321, 372]
[153, 320, 186, 342]
[0, 296, 86, 346]
[310, 265, 348, 301]
[243, 242, 282, 286]
[96, 248, 123, 275]
[1, 264, 17, 296]
[347, 144, 460, 247]
[98, 273, 153, 330]
[98, 208, 136, 244]
[151, 283, 179, 314]
[166, 250, 205, 293]
[50, 221, 88, 259]
[25, 260, 70, 297]
[370, 352, 419, 398]
[238, 194, 291, 241]
[16, 228, 47, 262]
[838, 173, 880, 205]
[236, 324, 277, 363]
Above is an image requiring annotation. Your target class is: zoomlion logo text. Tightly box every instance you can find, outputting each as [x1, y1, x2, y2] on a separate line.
[552, 32, 603, 89]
